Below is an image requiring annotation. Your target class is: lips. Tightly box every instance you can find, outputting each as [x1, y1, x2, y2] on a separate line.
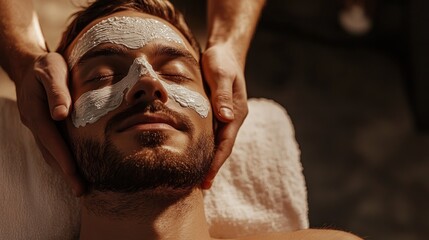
[116, 112, 183, 133]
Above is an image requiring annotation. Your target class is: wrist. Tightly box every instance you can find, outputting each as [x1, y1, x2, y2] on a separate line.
[206, 0, 265, 67]
[205, 38, 246, 69]
[206, 28, 232, 48]
[4, 45, 47, 83]
[0, 9, 48, 83]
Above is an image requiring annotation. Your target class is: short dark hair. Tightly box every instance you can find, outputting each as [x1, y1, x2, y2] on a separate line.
[56, 0, 200, 56]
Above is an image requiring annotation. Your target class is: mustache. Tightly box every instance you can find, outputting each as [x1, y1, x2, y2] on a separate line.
[105, 101, 194, 135]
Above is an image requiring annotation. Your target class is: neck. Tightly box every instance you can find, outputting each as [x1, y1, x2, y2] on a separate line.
[79, 188, 212, 240]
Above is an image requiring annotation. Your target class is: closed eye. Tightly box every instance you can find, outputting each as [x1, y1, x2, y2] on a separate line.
[90, 74, 114, 82]
[159, 73, 193, 83]
[86, 73, 125, 84]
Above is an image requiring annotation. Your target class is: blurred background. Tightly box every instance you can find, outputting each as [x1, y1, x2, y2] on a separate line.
[0, 0, 428, 239]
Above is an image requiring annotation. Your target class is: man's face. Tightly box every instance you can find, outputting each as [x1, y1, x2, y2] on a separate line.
[64, 11, 214, 193]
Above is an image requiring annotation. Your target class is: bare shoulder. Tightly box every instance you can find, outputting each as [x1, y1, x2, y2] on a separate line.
[230, 229, 363, 240]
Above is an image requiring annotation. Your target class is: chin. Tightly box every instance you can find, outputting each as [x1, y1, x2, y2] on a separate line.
[71, 129, 214, 193]
[111, 129, 189, 153]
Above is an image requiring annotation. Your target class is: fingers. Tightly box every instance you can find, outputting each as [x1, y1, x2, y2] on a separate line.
[34, 52, 71, 120]
[201, 46, 249, 189]
[34, 137, 84, 197]
[15, 52, 84, 196]
[35, 138, 61, 170]
[202, 49, 235, 123]
[203, 126, 234, 189]
[202, 93, 248, 189]
[30, 53, 84, 196]
[213, 78, 235, 122]
[33, 116, 84, 196]
[201, 119, 241, 189]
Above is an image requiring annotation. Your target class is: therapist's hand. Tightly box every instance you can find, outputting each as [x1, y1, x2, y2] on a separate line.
[15, 52, 84, 196]
[201, 42, 248, 189]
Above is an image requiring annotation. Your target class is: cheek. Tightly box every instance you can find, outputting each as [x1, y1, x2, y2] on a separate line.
[65, 116, 106, 143]
[161, 81, 211, 119]
[194, 107, 214, 136]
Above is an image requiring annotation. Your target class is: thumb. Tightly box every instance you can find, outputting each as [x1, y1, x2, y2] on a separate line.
[211, 78, 235, 123]
[202, 47, 236, 122]
[34, 53, 71, 120]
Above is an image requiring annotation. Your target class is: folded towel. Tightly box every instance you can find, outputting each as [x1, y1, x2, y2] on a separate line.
[0, 97, 308, 239]
[205, 98, 308, 238]
[0, 98, 80, 239]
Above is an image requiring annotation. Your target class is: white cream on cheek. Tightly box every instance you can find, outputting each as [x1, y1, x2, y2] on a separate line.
[72, 57, 210, 128]
[69, 16, 210, 128]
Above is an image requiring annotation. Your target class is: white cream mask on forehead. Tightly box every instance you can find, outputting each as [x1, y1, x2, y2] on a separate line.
[68, 16, 186, 68]
[72, 57, 210, 128]
[69, 15, 208, 128]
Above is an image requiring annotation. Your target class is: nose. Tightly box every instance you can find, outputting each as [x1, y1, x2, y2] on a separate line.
[125, 75, 169, 104]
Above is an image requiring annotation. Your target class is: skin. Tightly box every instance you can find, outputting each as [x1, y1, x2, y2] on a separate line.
[65, 12, 211, 165]
[0, 2, 363, 239]
[0, 0, 83, 194]
[0, 0, 266, 195]
[67, 11, 362, 240]
[65, 11, 213, 240]
[201, 0, 266, 188]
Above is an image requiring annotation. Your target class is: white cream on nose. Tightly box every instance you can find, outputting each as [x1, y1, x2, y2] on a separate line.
[72, 57, 210, 128]
[70, 16, 210, 128]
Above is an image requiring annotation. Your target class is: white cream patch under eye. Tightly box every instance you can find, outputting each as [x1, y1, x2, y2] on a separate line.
[68, 16, 186, 68]
[72, 57, 210, 128]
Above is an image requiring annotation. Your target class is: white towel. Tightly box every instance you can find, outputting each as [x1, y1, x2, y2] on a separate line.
[205, 98, 308, 238]
[0, 97, 308, 239]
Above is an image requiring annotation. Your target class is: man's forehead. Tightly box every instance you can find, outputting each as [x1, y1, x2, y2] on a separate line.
[66, 11, 197, 68]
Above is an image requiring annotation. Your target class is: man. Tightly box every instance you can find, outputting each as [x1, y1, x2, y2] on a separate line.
[53, 0, 362, 239]
[0, 0, 263, 196]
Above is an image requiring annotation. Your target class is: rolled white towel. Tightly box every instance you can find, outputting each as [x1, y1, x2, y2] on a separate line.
[0, 98, 80, 239]
[206, 98, 308, 238]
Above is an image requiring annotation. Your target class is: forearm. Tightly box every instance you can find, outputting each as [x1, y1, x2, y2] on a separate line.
[0, 0, 46, 81]
[206, 0, 266, 67]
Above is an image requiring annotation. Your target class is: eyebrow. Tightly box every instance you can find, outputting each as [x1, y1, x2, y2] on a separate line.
[153, 43, 199, 68]
[76, 44, 129, 67]
[74, 43, 199, 68]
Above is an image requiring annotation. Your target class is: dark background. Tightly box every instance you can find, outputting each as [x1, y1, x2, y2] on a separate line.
[173, 1, 429, 239]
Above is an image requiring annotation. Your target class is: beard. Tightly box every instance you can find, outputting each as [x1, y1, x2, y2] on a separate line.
[69, 101, 215, 194]
[71, 131, 214, 193]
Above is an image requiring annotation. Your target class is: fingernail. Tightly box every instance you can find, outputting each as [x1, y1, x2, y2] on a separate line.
[219, 107, 234, 120]
[53, 105, 68, 118]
